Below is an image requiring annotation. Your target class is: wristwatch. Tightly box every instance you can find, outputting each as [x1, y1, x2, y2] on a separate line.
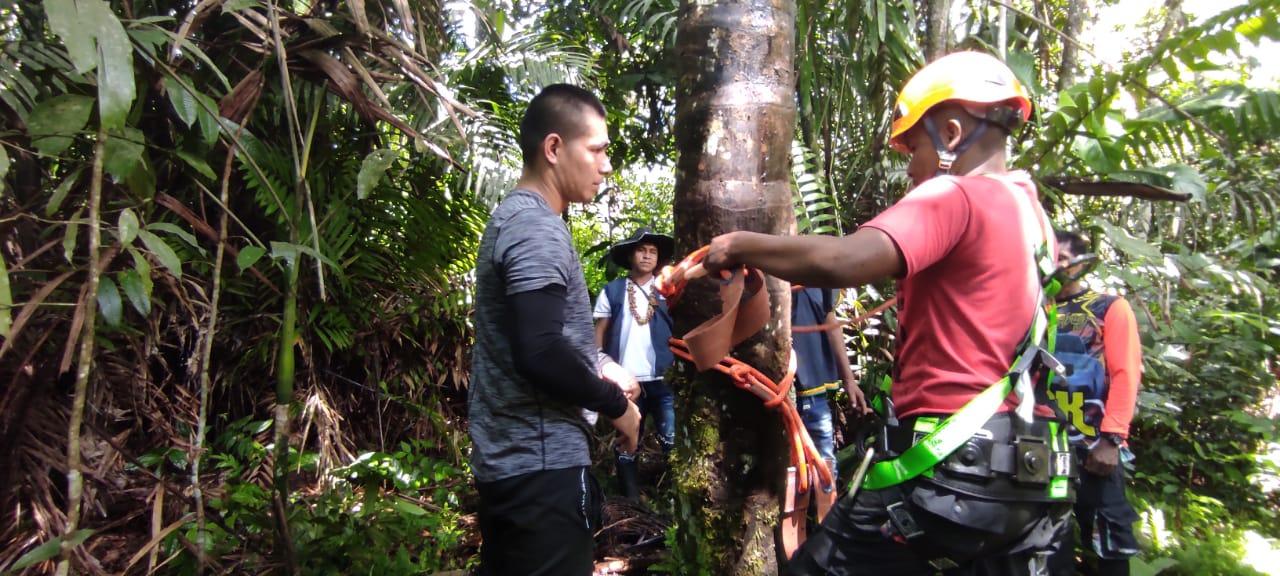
[1100, 433, 1125, 447]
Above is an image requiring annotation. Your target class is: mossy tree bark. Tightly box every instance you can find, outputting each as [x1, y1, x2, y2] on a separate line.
[670, 1, 797, 574]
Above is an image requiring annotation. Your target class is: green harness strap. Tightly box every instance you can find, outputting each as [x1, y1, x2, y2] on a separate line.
[861, 182, 1066, 494]
[862, 372, 1017, 490]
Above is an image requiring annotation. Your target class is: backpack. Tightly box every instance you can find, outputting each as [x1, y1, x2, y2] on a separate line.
[1050, 293, 1116, 442]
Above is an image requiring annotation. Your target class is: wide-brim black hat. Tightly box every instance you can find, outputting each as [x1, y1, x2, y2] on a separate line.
[609, 228, 675, 269]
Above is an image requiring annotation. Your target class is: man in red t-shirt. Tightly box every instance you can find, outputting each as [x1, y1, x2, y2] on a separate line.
[704, 52, 1070, 575]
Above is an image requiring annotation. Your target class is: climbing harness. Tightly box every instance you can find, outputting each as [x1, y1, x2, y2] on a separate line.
[859, 176, 1074, 501]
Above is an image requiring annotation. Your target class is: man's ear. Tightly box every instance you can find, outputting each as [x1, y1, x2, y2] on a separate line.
[944, 117, 964, 152]
[542, 133, 563, 166]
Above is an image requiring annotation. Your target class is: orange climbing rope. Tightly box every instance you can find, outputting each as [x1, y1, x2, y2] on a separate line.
[654, 246, 836, 552]
[790, 295, 898, 334]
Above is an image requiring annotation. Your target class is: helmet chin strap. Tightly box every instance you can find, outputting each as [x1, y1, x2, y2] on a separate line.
[923, 115, 990, 177]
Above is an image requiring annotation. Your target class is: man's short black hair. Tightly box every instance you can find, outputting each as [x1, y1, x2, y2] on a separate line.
[519, 84, 606, 168]
[1056, 229, 1090, 257]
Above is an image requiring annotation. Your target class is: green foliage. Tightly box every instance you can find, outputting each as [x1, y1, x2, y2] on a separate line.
[5, 529, 94, 573]
[164, 435, 471, 575]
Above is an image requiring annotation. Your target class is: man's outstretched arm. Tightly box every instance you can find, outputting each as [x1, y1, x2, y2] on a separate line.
[703, 227, 904, 288]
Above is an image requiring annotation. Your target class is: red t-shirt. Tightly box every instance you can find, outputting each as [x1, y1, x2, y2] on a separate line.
[862, 171, 1054, 419]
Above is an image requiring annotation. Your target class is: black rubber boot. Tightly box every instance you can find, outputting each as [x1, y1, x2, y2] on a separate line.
[617, 458, 640, 500]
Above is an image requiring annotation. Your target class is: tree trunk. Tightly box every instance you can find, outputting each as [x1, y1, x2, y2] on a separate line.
[1056, 0, 1086, 90]
[670, 1, 796, 574]
[925, 0, 953, 61]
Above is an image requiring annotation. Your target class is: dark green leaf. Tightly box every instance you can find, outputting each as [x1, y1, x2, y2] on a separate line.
[164, 76, 198, 127]
[357, 149, 397, 200]
[63, 212, 81, 263]
[104, 128, 146, 183]
[25, 94, 93, 156]
[46, 168, 84, 216]
[237, 245, 266, 272]
[196, 91, 221, 146]
[124, 156, 156, 199]
[119, 269, 150, 316]
[0, 145, 9, 186]
[137, 229, 182, 279]
[90, 1, 135, 130]
[175, 148, 216, 180]
[97, 275, 122, 326]
[0, 248, 11, 338]
[128, 247, 154, 298]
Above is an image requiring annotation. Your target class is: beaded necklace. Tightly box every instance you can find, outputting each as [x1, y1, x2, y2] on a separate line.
[627, 278, 657, 325]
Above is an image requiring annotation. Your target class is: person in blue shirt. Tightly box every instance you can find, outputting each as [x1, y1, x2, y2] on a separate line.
[791, 287, 864, 491]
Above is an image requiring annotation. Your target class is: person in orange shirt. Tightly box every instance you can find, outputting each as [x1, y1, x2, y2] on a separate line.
[1047, 230, 1142, 576]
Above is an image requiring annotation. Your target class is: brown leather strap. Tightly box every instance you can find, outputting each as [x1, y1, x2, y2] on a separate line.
[681, 268, 770, 371]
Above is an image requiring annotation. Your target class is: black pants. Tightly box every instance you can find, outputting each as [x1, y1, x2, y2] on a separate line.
[787, 474, 1070, 575]
[1047, 447, 1139, 576]
[476, 466, 602, 576]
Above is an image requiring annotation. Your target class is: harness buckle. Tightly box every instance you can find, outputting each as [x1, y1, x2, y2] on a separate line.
[1014, 437, 1051, 484]
[886, 501, 924, 540]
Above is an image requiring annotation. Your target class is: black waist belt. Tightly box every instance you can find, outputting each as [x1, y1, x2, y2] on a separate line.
[886, 413, 1078, 503]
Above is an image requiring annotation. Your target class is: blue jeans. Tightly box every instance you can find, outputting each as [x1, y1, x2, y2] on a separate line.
[617, 379, 675, 464]
[797, 393, 837, 490]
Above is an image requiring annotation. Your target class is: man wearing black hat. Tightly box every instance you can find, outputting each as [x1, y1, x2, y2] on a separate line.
[593, 228, 676, 500]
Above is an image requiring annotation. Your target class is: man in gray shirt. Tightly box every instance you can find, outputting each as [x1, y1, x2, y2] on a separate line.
[469, 84, 641, 576]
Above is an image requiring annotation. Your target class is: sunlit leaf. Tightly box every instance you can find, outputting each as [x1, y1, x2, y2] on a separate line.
[357, 149, 397, 200]
[0, 146, 9, 186]
[237, 245, 266, 272]
[147, 222, 205, 255]
[9, 529, 94, 571]
[138, 229, 183, 279]
[0, 249, 11, 338]
[64, 211, 81, 263]
[1097, 219, 1162, 262]
[117, 208, 139, 245]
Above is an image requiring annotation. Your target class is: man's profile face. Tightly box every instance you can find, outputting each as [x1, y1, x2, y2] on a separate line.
[553, 111, 612, 204]
[901, 124, 941, 187]
[1057, 242, 1085, 283]
[631, 243, 659, 275]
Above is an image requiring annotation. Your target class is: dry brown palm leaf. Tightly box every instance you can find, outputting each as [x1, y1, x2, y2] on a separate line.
[1042, 177, 1193, 202]
[0, 268, 75, 360]
[297, 50, 422, 138]
[219, 69, 266, 126]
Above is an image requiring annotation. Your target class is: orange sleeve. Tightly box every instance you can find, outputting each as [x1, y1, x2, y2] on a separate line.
[1101, 297, 1142, 437]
